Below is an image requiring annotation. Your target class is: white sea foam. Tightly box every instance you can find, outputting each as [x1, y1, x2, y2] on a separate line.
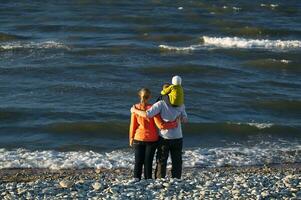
[246, 123, 273, 129]
[159, 36, 301, 51]
[0, 41, 69, 50]
[261, 4, 279, 9]
[159, 44, 200, 51]
[0, 140, 300, 169]
[0, 149, 133, 170]
[202, 36, 301, 49]
[185, 141, 301, 167]
[232, 7, 241, 11]
[280, 59, 291, 64]
[228, 122, 274, 129]
[270, 4, 279, 8]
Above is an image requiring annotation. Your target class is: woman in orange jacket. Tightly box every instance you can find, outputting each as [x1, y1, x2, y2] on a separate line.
[129, 88, 177, 180]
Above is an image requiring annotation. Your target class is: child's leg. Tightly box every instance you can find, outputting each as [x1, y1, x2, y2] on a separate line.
[155, 138, 170, 179]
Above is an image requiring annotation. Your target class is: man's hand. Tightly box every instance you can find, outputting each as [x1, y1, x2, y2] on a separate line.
[130, 105, 136, 113]
[130, 106, 148, 118]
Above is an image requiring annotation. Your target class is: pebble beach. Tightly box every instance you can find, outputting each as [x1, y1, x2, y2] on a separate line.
[1, 1, 301, 199]
[1, 165, 300, 200]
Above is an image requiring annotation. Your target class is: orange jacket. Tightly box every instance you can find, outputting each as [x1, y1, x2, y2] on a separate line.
[129, 103, 177, 142]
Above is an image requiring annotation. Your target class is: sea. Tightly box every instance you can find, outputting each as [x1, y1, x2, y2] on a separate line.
[0, 1, 300, 169]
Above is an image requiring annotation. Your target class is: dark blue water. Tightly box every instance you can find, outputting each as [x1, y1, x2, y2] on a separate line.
[1, 0, 301, 151]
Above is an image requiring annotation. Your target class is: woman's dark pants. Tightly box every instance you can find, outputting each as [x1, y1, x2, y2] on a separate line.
[155, 137, 183, 179]
[133, 140, 157, 180]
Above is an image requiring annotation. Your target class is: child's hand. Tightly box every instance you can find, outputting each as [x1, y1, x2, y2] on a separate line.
[181, 117, 188, 123]
[176, 116, 181, 123]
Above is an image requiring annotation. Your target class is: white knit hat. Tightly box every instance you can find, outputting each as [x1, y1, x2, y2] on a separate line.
[172, 75, 182, 85]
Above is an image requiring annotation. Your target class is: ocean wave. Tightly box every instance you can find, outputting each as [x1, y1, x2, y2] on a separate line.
[1, 120, 298, 137]
[0, 110, 24, 121]
[244, 58, 299, 71]
[138, 64, 238, 76]
[0, 41, 70, 50]
[45, 121, 128, 136]
[185, 122, 300, 136]
[0, 32, 29, 41]
[253, 100, 301, 114]
[159, 36, 301, 51]
[0, 140, 300, 169]
[220, 26, 301, 37]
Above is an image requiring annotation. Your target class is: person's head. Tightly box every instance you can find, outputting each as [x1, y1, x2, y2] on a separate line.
[138, 88, 151, 106]
[172, 75, 182, 85]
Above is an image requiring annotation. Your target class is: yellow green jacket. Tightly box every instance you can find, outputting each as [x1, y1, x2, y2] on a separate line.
[161, 85, 184, 106]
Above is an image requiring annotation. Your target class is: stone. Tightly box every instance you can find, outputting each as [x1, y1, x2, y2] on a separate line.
[261, 190, 269, 198]
[109, 187, 119, 194]
[92, 182, 102, 191]
[17, 188, 27, 195]
[251, 189, 257, 195]
[70, 191, 77, 196]
[59, 180, 73, 188]
[163, 183, 170, 187]
[232, 189, 240, 195]
[200, 190, 206, 196]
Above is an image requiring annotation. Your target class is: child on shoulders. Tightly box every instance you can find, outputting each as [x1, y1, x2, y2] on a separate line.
[160, 75, 184, 107]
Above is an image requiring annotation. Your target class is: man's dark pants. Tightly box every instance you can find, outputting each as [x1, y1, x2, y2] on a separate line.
[155, 137, 183, 179]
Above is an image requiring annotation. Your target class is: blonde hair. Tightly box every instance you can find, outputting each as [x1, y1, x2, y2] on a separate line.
[138, 88, 151, 109]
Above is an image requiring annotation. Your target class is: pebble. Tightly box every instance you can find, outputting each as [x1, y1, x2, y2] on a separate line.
[261, 190, 269, 198]
[232, 189, 240, 195]
[17, 188, 27, 195]
[92, 182, 102, 191]
[163, 182, 170, 187]
[59, 180, 73, 188]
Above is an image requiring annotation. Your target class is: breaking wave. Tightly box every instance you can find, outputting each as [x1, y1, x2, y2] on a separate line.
[0, 139, 300, 169]
[0, 41, 70, 50]
[159, 36, 301, 51]
[202, 36, 301, 49]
